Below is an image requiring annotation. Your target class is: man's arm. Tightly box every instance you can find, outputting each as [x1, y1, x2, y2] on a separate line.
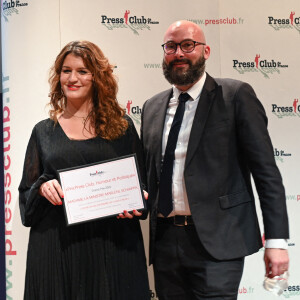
[234, 82, 289, 277]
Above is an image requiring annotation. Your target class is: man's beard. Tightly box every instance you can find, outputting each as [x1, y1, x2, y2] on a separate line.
[162, 55, 206, 86]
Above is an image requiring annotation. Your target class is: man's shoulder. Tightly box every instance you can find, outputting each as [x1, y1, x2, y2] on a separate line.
[145, 88, 173, 105]
[214, 77, 248, 89]
[213, 77, 255, 99]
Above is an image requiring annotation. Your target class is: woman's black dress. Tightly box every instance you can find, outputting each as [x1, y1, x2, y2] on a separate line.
[19, 118, 150, 300]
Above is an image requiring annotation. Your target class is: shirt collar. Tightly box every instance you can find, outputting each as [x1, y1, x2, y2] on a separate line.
[172, 72, 207, 101]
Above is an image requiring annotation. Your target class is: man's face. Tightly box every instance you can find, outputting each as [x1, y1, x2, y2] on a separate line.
[162, 23, 210, 89]
[162, 51, 206, 87]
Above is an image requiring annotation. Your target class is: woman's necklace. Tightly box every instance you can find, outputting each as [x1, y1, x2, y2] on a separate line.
[64, 109, 90, 124]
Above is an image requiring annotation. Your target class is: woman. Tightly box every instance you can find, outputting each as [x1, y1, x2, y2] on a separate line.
[19, 41, 150, 300]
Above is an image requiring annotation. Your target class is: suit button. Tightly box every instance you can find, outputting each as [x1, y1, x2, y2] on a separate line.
[157, 181, 159, 185]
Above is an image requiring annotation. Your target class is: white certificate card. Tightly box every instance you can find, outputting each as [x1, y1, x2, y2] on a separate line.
[58, 155, 145, 225]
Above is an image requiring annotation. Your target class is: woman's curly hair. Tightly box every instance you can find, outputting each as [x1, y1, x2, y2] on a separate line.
[48, 40, 128, 140]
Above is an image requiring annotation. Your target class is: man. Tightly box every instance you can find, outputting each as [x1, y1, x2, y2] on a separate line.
[141, 20, 289, 300]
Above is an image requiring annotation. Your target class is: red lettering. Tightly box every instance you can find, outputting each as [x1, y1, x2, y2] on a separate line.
[3, 106, 10, 122]
[3, 126, 10, 143]
[5, 190, 11, 205]
[5, 227, 12, 235]
[4, 172, 11, 188]
[5, 207, 12, 223]
[3, 143, 10, 152]
[5, 239, 17, 255]
[4, 155, 11, 170]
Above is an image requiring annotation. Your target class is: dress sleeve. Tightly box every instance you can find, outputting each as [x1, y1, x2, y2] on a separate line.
[18, 126, 52, 227]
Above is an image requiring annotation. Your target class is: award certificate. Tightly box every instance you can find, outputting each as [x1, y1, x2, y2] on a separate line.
[58, 155, 145, 225]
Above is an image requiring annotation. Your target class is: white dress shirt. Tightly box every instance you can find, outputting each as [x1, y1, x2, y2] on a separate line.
[160, 73, 206, 217]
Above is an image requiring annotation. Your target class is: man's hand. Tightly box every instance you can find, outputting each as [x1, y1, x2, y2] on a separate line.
[264, 248, 289, 278]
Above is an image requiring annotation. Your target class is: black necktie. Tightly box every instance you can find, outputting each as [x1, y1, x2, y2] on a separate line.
[158, 93, 190, 217]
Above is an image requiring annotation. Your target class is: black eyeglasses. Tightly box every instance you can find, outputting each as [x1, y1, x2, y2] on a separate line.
[162, 40, 206, 55]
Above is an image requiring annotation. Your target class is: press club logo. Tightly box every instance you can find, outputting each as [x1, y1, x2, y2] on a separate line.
[90, 170, 104, 177]
[268, 11, 300, 34]
[126, 100, 142, 125]
[283, 285, 300, 297]
[1, 0, 28, 21]
[286, 194, 300, 202]
[274, 148, 292, 163]
[232, 54, 288, 79]
[238, 286, 254, 294]
[272, 99, 300, 118]
[101, 10, 159, 35]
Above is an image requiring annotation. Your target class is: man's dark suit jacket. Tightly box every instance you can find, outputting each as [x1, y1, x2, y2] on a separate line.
[141, 73, 289, 265]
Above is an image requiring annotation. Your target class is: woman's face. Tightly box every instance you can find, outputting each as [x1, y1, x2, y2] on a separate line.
[60, 54, 93, 103]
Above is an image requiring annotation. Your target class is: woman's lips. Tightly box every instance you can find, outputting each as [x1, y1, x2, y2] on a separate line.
[67, 85, 80, 90]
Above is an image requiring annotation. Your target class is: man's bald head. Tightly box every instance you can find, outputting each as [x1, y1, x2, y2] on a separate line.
[163, 20, 206, 44]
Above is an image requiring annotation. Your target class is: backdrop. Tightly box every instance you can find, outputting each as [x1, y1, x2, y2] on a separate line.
[1, 0, 300, 299]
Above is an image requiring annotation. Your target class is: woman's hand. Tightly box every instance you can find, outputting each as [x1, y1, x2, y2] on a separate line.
[117, 190, 148, 219]
[143, 190, 148, 200]
[39, 179, 64, 205]
[117, 209, 143, 219]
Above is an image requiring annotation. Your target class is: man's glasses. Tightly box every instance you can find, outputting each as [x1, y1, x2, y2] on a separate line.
[162, 40, 206, 55]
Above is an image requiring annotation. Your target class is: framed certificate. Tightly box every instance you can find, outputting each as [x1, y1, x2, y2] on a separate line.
[58, 154, 146, 225]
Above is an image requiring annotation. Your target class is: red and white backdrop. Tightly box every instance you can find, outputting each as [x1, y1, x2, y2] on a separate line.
[1, 0, 300, 299]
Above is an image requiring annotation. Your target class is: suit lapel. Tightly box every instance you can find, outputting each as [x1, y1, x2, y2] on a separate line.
[185, 74, 219, 168]
[150, 89, 173, 179]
